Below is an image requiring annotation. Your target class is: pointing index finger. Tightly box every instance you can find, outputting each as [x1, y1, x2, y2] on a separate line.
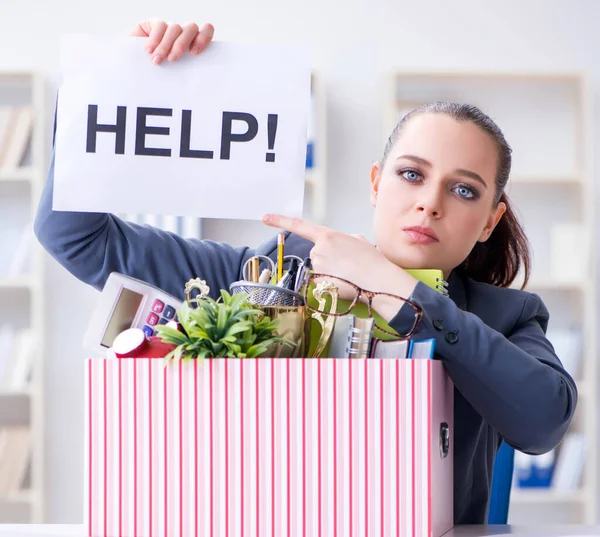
[262, 214, 326, 242]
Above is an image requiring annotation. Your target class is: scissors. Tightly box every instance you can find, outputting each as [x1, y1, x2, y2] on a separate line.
[273, 254, 304, 281]
[242, 254, 305, 283]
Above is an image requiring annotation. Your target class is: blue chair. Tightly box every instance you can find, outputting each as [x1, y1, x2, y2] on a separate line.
[488, 441, 515, 523]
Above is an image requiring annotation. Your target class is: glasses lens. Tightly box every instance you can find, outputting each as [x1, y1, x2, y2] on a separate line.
[305, 274, 359, 315]
[371, 294, 419, 338]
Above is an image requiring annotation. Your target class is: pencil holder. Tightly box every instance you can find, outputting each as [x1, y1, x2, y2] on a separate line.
[229, 280, 304, 307]
[260, 305, 310, 358]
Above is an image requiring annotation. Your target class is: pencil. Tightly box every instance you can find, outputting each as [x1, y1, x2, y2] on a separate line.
[252, 257, 259, 283]
[277, 233, 285, 282]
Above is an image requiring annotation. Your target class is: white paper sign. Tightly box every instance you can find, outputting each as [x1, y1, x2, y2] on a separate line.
[53, 34, 311, 219]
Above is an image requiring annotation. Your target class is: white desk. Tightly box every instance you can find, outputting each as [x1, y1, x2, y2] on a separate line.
[444, 526, 600, 536]
[0, 525, 599, 536]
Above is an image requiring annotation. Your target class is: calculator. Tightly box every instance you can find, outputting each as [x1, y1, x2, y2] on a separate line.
[83, 272, 183, 356]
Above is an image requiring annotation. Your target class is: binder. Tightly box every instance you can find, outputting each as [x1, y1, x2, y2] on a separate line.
[348, 317, 374, 358]
[327, 315, 355, 358]
[405, 268, 448, 296]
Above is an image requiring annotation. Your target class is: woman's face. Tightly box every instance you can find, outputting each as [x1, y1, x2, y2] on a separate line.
[371, 113, 506, 276]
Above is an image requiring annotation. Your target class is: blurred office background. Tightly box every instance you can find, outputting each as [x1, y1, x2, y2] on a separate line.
[0, 0, 599, 526]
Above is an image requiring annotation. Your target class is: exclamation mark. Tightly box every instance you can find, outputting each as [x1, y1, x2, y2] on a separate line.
[266, 114, 278, 162]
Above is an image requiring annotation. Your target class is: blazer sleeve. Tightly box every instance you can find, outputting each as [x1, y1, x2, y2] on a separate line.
[33, 152, 251, 299]
[389, 282, 578, 455]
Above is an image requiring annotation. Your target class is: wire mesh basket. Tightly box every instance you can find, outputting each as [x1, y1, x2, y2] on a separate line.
[229, 281, 304, 307]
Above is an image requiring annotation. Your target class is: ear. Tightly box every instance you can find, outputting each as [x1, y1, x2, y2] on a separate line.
[370, 161, 382, 207]
[478, 201, 506, 242]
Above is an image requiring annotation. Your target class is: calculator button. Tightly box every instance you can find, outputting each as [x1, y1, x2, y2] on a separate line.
[146, 312, 159, 326]
[151, 299, 165, 313]
[158, 317, 168, 325]
[163, 305, 176, 320]
[142, 325, 154, 337]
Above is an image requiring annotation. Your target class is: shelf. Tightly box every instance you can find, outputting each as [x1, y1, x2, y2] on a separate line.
[6, 489, 33, 503]
[0, 392, 31, 426]
[0, 68, 45, 525]
[0, 167, 37, 183]
[0, 277, 34, 290]
[510, 175, 583, 186]
[392, 69, 585, 82]
[0, 390, 33, 399]
[389, 68, 596, 526]
[305, 169, 321, 187]
[511, 488, 586, 504]
[517, 279, 585, 292]
[0, 498, 31, 523]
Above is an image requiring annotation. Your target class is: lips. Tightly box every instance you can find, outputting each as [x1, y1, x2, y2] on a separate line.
[403, 226, 439, 244]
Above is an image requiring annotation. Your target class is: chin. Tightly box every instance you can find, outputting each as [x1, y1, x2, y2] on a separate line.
[384, 249, 438, 270]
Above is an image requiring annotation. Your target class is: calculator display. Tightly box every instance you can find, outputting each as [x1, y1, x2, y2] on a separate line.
[100, 288, 144, 348]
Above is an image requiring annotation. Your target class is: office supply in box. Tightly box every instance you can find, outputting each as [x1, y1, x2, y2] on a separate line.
[85, 357, 454, 537]
[83, 272, 184, 356]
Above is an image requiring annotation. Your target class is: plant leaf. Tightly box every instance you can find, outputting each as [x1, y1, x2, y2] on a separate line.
[155, 326, 190, 346]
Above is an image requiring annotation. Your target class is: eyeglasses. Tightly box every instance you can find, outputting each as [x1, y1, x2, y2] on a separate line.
[302, 273, 423, 339]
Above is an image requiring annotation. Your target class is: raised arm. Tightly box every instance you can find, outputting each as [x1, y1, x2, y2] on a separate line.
[34, 153, 249, 299]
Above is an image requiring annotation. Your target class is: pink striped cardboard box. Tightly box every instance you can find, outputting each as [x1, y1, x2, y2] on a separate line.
[85, 357, 454, 537]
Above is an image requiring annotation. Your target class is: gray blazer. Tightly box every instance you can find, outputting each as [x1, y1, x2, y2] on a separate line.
[34, 154, 577, 524]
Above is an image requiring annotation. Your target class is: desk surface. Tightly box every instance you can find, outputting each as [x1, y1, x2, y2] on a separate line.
[0, 525, 599, 536]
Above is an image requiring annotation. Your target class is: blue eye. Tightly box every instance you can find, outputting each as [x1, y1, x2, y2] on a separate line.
[401, 169, 421, 182]
[453, 184, 478, 200]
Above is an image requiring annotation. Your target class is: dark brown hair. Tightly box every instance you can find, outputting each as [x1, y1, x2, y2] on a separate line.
[381, 102, 530, 289]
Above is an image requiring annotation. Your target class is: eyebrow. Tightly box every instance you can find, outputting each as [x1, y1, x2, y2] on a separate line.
[395, 154, 488, 189]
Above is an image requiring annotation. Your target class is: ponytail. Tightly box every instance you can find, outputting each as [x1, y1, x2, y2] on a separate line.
[458, 193, 530, 288]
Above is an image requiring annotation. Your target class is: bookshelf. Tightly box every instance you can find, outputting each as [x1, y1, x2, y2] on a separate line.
[386, 70, 596, 524]
[0, 71, 46, 522]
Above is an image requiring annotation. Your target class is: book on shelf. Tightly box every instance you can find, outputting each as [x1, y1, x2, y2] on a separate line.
[0, 106, 34, 170]
[0, 107, 13, 162]
[0, 325, 35, 391]
[513, 449, 556, 488]
[0, 326, 16, 386]
[6, 224, 33, 278]
[512, 432, 586, 492]
[0, 426, 32, 498]
[120, 214, 203, 239]
[0, 323, 35, 499]
[546, 326, 583, 379]
[552, 432, 586, 491]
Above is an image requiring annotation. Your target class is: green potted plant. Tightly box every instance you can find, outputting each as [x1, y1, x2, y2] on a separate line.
[155, 290, 291, 363]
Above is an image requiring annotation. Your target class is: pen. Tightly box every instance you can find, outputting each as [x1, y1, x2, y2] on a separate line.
[277, 233, 285, 282]
[294, 257, 312, 293]
[276, 258, 299, 290]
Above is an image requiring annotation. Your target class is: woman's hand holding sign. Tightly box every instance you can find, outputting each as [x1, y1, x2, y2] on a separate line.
[130, 20, 215, 64]
[262, 214, 418, 321]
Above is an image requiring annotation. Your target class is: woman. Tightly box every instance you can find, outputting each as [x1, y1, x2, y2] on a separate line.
[35, 20, 576, 525]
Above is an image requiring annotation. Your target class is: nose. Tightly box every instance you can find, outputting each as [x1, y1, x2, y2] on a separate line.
[416, 185, 444, 218]
[417, 204, 440, 218]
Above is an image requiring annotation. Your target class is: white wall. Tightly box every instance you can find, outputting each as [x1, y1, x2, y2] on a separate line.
[1, 0, 600, 523]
